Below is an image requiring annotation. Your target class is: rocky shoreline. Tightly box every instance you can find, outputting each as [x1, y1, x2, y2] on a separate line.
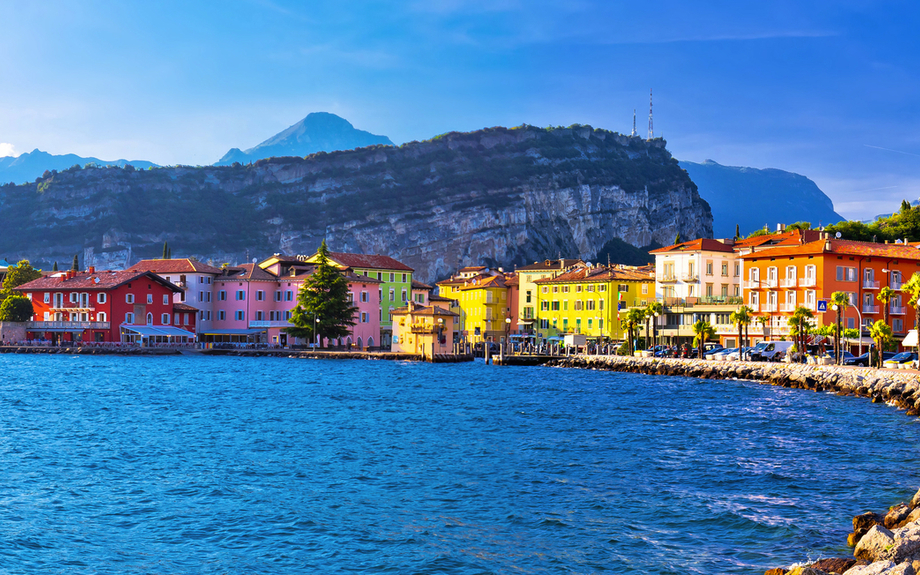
[546, 355, 920, 574]
[546, 355, 920, 416]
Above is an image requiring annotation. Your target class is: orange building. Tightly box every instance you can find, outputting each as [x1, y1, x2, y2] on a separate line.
[740, 237, 920, 345]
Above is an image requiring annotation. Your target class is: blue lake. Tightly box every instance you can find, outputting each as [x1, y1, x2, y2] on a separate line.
[0, 355, 918, 573]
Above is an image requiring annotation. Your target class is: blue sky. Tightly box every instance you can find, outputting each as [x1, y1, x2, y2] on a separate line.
[0, 0, 918, 219]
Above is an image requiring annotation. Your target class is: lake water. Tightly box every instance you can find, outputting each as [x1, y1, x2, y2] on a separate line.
[0, 355, 918, 573]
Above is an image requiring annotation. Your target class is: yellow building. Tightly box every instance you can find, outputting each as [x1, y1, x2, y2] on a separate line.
[515, 259, 584, 334]
[533, 264, 655, 341]
[436, 273, 513, 343]
[391, 303, 459, 358]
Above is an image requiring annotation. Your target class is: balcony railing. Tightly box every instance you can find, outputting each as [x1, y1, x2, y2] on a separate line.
[26, 321, 110, 330]
[779, 278, 797, 288]
[682, 274, 699, 283]
[248, 320, 292, 328]
[761, 303, 778, 312]
[742, 280, 761, 289]
[658, 274, 679, 283]
[779, 303, 797, 312]
[863, 280, 880, 290]
[862, 305, 880, 314]
[410, 324, 438, 334]
[891, 306, 907, 315]
[891, 281, 903, 291]
[748, 303, 759, 312]
[50, 302, 94, 311]
[799, 277, 817, 287]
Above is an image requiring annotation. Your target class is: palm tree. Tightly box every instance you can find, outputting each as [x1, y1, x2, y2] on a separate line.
[877, 286, 894, 327]
[756, 315, 769, 339]
[787, 306, 815, 363]
[903, 273, 920, 357]
[869, 320, 893, 368]
[830, 291, 850, 364]
[645, 302, 664, 350]
[730, 306, 753, 360]
[692, 319, 717, 359]
[623, 308, 646, 355]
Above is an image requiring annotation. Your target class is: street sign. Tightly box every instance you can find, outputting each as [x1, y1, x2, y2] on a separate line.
[817, 300, 828, 312]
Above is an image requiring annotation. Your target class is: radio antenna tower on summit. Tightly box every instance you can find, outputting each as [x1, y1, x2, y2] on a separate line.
[648, 89, 654, 140]
[631, 109, 637, 136]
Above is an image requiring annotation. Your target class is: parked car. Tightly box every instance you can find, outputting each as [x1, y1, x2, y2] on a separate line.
[703, 344, 725, 359]
[883, 352, 918, 369]
[748, 341, 794, 362]
[825, 350, 857, 364]
[709, 347, 737, 361]
[844, 351, 897, 367]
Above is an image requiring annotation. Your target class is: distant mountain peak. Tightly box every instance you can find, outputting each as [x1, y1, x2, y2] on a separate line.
[216, 112, 393, 165]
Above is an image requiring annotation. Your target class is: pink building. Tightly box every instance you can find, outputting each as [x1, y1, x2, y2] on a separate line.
[204, 258, 382, 348]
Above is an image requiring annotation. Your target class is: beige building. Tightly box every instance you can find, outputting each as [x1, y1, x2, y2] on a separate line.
[391, 302, 459, 358]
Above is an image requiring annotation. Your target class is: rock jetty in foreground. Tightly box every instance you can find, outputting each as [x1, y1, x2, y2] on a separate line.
[547, 355, 920, 417]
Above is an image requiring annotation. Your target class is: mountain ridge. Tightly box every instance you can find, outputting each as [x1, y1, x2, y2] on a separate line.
[0, 149, 157, 186]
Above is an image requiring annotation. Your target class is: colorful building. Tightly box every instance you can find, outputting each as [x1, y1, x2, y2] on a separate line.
[437, 270, 516, 343]
[391, 302, 459, 357]
[515, 259, 584, 334]
[126, 258, 223, 332]
[532, 263, 655, 341]
[741, 236, 920, 346]
[16, 268, 192, 344]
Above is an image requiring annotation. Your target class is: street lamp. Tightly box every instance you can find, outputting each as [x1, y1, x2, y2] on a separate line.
[315, 315, 320, 348]
[505, 316, 511, 352]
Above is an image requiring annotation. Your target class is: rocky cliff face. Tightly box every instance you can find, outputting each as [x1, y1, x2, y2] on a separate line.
[0, 125, 712, 283]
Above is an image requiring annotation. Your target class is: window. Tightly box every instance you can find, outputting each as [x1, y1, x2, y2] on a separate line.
[125, 312, 135, 323]
[599, 285, 607, 292]
[642, 284, 648, 294]
[551, 301, 560, 311]
[126, 293, 135, 304]
[218, 310, 226, 321]
[599, 300, 604, 310]
[256, 311, 264, 321]
[361, 312, 368, 323]
[721, 262, 729, 277]
[541, 301, 549, 311]
[401, 289, 407, 302]
[285, 311, 292, 320]
[256, 290, 265, 301]
[574, 301, 583, 311]
[734, 262, 741, 277]
[275, 291, 282, 302]
[540, 318, 549, 329]
[389, 272, 395, 282]
[706, 261, 713, 276]
[97, 312, 107, 322]
[402, 273, 407, 282]
[563, 301, 568, 311]
[541, 286, 548, 294]
[286, 290, 293, 301]
[618, 284, 629, 293]
[895, 318, 904, 332]
[163, 294, 169, 305]
[586, 300, 595, 311]
[575, 285, 582, 293]
[235, 310, 245, 321]
[146, 312, 153, 325]
[43, 293, 50, 303]
[389, 288, 395, 301]
[360, 291, 368, 303]
[98, 293, 106, 304]
[174, 313, 180, 325]
[836, 266, 857, 282]
[162, 313, 170, 324]
[236, 290, 245, 300]
[218, 290, 226, 301]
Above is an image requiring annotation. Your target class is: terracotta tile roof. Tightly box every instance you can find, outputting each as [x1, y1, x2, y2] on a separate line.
[391, 304, 459, 317]
[216, 263, 279, 282]
[458, 274, 508, 290]
[741, 238, 920, 260]
[516, 258, 584, 271]
[428, 293, 453, 302]
[732, 229, 823, 250]
[649, 239, 735, 254]
[327, 252, 414, 272]
[128, 258, 224, 275]
[458, 266, 487, 272]
[16, 270, 179, 291]
[503, 273, 519, 287]
[534, 264, 654, 284]
[411, 280, 433, 290]
[173, 303, 199, 312]
[344, 270, 382, 284]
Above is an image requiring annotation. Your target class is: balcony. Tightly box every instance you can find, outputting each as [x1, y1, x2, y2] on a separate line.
[761, 303, 778, 313]
[779, 303, 797, 312]
[863, 280, 880, 290]
[862, 305, 880, 314]
[50, 302, 95, 311]
[248, 320, 292, 328]
[891, 306, 907, 315]
[682, 273, 699, 283]
[658, 274, 679, 283]
[26, 320, 110, 330]
[410, 324, 439, 334]
[779, 278, 798, 288]
[742, 280, 761, 289]
[747, 304, 759, 312]
[799, 277, 817, 287]
[891, 281, 903, 291]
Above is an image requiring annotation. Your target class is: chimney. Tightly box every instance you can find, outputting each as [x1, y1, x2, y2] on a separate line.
[88, 266, 95, 274]
[825, 240, 832, 252]
[776, 223, 785, 232]
[60, 274, 66, 282]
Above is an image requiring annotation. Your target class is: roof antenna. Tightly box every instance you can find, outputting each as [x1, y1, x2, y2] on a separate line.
[631, 109, 637, 137]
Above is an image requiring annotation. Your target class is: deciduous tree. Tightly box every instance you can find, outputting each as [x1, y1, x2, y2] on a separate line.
[0, 260, 42, 302]
[0, 295, 33, 322]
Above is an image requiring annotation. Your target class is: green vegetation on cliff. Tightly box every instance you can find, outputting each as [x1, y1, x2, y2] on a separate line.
[825, 200, 920, 242]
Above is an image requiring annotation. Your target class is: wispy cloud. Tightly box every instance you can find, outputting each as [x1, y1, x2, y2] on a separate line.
[0, 143, 18, 157]
[598, 29, 839, 46]
[864, 144, 920, 159]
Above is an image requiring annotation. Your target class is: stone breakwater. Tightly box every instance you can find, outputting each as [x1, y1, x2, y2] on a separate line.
[547, 355, 920, 417]
[548, 355, 920, 575]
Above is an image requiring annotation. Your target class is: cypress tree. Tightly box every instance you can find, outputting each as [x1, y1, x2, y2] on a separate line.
[674, 233, 682, 245]
[285, 239, 358, 346]
[163, 241, 169, 259]
[52, 261, 58, 271]
[735, 224, 740, 239]
[71, 254, 79, 271]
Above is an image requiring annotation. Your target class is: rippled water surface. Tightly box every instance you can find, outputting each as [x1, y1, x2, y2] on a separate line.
[1, 355, 919, 573]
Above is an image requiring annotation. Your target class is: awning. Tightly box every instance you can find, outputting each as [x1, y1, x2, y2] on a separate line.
[199, 328, 265, 336]
[903, 330, 918, 348]
[122, 325, 197, 338]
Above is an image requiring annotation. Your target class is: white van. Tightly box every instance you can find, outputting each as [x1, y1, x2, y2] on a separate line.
[748, 341, 793, 362]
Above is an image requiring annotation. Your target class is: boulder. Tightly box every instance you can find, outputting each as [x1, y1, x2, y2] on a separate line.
[888, 505, 914, 529]
[911, 489, 920, 509]
[787, 568, 829, 575]
[855, 513, 888, 541]
[810, 558, 857, 574]
[896, 509, 920, 530]
[765, 569, 787, 575]
[854, 525, 895, 562]
[887, 561, 917, 575]
[842, 561, 895, 575]
[889, 522, 920, 562]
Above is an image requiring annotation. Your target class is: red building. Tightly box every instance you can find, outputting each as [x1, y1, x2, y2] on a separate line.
[16, 268, 195, 345]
